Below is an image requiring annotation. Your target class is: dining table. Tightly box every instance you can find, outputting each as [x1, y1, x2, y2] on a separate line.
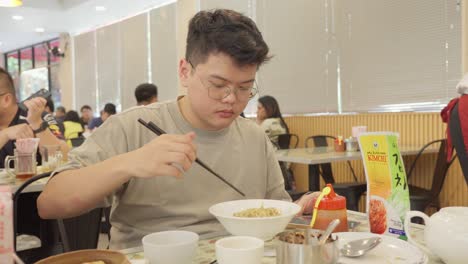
[0, 166, 50, 192]
[122, 210, 441, 264]
[275, 145, 438, 191]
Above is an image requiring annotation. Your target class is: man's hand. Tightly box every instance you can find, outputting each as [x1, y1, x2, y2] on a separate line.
[295, 191, 321, 216]
[24, 97, 47, 129]
[123, 132, 197, 179]
[1, 124, 34, 140]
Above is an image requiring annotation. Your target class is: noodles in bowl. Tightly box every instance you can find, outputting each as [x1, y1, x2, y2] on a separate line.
[234, 205, 281, 218]
[209, 199, 301, 240]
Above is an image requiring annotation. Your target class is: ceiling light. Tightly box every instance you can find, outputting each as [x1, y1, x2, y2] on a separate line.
[0, 42, 3, 46]
[35, 27, 45, 33]
[0, 0, 22, 7]
[95, 6, 106, 11]
[12, 15, 23, 20]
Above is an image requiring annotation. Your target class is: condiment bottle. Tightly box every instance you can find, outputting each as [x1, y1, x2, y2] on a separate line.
[312, 184, 348, 232]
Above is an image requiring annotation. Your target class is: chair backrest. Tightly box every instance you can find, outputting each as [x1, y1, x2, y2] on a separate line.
[407, 139, 455, 199]
[449, 101, 468, 185]
[59, 208, 103, 252]
[13, 172, 52, 252]
[13, 172, 103, 253]
[303, 135, 359, 183]
[305, 135, 336, 148]
[277, 134, 299, 149]
[304, 135, 337, 183]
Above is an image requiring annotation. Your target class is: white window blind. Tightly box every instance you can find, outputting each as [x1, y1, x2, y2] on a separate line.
[150, 2, 178, 102]
[74, 31, 98, 113]
[255, 0, 337, 114]
[200, 0, 254, 16]
[120, 13, 149, 110]
[337, 0, 461, 112]
[96, 23, 120, 112]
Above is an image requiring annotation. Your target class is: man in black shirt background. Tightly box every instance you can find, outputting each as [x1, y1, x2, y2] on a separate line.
[0, 67, 69, 168]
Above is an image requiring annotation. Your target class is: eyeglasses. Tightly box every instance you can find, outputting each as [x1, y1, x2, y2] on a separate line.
[188, 60, 258, 102]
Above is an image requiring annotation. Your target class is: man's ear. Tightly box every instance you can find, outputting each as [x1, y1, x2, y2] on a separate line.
[179, 59, 190, 87]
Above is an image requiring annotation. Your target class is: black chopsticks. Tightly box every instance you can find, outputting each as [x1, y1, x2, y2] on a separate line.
[138, 118, 245, 197]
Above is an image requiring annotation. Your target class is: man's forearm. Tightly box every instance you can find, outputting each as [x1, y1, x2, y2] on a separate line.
[0, 131, 9, 150]
[37, 153, 132, 219]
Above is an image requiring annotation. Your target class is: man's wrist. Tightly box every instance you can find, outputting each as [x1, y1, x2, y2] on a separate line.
[31, 121, 48, 134]
[29, 120, 43, 130]
[110, 153, 134, 181]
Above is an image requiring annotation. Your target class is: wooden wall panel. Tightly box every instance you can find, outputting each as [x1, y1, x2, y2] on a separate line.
[285, 112, 468, 212]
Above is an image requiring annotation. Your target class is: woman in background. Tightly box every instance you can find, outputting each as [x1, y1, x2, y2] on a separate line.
[63, 111, 84, 147]
[256, 95, 289, 144]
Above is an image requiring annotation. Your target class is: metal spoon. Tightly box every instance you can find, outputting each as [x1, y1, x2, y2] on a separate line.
[319, 219, 341, 245]
[340, 237, 382, 257]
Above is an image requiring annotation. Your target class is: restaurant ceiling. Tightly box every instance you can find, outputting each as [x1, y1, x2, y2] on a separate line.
[0, 0, 172, 53]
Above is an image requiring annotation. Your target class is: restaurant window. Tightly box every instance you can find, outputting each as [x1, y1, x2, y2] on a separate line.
[34, 44, 48, 68]
[20, 48, 33, 72]
[4, 38, 61, 105]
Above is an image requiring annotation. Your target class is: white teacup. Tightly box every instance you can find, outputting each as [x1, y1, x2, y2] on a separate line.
[216, 236, 264, 264]
[142, 230, 199, 264]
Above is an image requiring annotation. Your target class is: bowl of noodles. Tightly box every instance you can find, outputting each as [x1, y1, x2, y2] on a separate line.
[209, 199, 301, 240]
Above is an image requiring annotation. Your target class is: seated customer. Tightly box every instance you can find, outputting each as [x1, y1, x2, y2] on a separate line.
[80, 105, 93, 128]
[37, 9, 313, 250]
[63, 111, 84, 147]
[55, 106, 66, 124]
[0, 68, 69, 167]
[256, 95, 289, 145]
[135, 83, 158, 106]
[101, 103, 117, 122]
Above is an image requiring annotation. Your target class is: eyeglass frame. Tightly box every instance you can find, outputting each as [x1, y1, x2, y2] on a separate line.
[187, 59, 259, 101]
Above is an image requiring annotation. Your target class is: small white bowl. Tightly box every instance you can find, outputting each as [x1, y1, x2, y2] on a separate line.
[209, 199, 301, 240]
[216, 236, 264, 264]
[142, 230, 199, 264]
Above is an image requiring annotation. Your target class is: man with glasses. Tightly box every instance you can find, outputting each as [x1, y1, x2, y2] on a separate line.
[38, 9, 304, 249]
[0, 67, 69, 168]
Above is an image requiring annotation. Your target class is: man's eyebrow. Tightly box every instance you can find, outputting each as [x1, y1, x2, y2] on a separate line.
[209, 74, 255, 84]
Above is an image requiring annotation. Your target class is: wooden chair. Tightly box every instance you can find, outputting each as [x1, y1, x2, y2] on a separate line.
[407, 139, 456, 211]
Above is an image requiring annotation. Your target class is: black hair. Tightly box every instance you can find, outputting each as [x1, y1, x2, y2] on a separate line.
[135, 83, 158, 104]
[258, 95, 289, 133]
[103, 103, 116, 115]
[56, 106, 66, 114]
[186, 9, 271, 68]
[80, 105, 92, 112]
[64, 110, 81, 124]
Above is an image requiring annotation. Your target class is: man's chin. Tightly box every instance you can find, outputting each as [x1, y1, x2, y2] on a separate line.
[208, 116, 236, 130]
